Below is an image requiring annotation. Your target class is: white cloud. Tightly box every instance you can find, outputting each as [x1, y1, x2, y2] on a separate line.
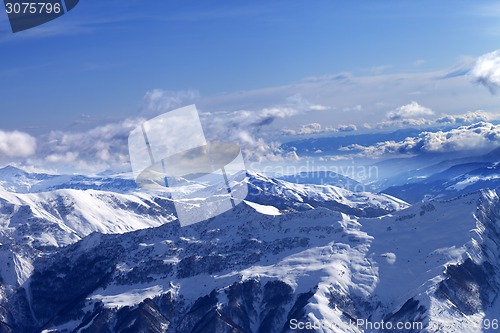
[375, 110, 498, 130]
[285, 94, 330, 112]
[369, 65, 393, 75]
[201, 105, 301, 162]
[386, 101, 434, 120]
[190, 60, 497, 137]
[342, 122, 500, 157]
[143, 89, 200, 114]
[309, 104, 329, 111]
[342, 105, 362, 112]
[199, 95, 331, 162]
[27, 118, 142, 173]
[45, 152, 79, 164]
[414, 59, 426, 66]
[470, 50, 500, 94]
[338, 124, 357, 132]
[281, 122, 359, 136]
[282, 123, 325, 136]
[377, 118, 433, 129]
[0, 130, 37, 158]
[435, 110, 493, 125]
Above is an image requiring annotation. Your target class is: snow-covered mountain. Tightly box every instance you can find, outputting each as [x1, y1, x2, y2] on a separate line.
[246, 172, 407, 217]
[2, 189, 499, 333]
[0, 166, 137, 194]
[0, 167, 499, 332]
[279, 171, 364, 192]
[0, 187, 176, 248]
[380, 148, 500, 203]
[0, 168, 405, 249]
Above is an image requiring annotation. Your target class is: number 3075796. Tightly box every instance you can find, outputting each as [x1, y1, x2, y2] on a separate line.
[5, 2, 61, 14]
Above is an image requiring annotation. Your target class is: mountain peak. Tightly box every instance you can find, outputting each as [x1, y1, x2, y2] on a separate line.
[0, 165, 28, 177]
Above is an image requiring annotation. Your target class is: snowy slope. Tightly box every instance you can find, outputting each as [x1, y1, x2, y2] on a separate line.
[0, 169, 407, 250]
[0, 166, 137, 194]
[0, 189, 494, 333]
[383, 161, 500, 203]
[0, 187, 176, 248]
[279, 171, 364, 192]
[247, 172, 408, 217]
[0, 167, 498, 332]
[372, 147, 500, 191]
[0, 168, 407, 298]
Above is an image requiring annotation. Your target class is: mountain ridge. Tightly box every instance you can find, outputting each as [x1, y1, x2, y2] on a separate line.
[0, 167, 499, 332]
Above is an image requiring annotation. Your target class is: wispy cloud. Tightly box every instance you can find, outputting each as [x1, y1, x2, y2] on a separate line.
[196, 63, 496, 135]
[142, 89, 200, 116]
[471, 3, 500, 17]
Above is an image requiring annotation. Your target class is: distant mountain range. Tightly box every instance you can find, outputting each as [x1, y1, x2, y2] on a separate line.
[0, 166, 138, 194]
[379, 147, 500, 203]
[279, 171, 363, 192]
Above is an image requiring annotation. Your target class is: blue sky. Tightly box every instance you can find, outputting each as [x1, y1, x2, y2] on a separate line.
[0, 0, 500, 172]
[0, 1, 499, 130]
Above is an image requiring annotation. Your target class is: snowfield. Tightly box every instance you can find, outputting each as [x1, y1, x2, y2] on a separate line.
[0, 166, 499, 332]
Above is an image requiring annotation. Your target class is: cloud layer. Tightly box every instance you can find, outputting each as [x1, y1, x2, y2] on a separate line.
[342, 122, 500, 157]
[16, 94, 326, 172]
[3, 47, 500, 174]
[26, 118, 142, 173]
